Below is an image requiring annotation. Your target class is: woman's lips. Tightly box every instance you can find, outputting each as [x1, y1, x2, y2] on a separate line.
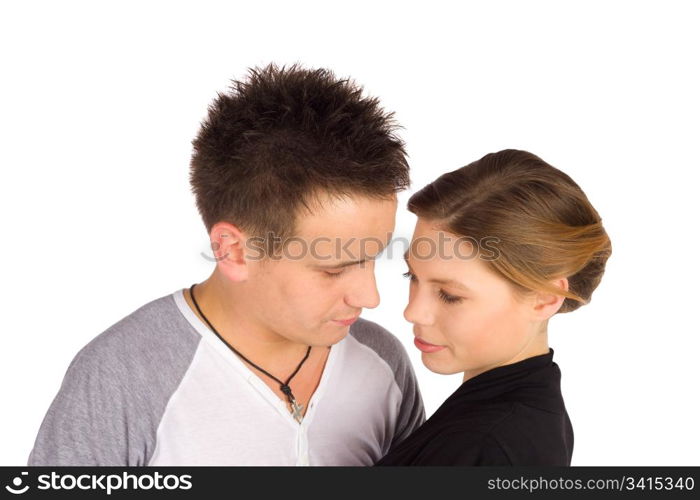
[414, 337, 446, 353]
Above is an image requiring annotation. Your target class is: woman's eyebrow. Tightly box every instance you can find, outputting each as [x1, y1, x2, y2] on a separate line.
[403, 250, 472, 292]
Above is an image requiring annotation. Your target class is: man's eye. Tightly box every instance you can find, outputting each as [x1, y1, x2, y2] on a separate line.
[325, 269, 345, 278]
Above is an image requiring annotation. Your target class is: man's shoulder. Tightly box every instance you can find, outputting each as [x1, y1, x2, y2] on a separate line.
[347, 317, 411, 371]
[66, 290, 200, 385]
[28, 289, 201, 466]
[347, 317, 426, 439]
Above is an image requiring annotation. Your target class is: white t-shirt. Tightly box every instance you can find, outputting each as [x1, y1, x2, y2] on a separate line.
[28, 288, 425, 466]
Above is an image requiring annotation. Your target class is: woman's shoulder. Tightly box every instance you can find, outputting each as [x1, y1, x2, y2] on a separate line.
[416, 400, 573, 466]
[440, 399, 519, 433]
[411, 424, 512, 466]
[402, 403, 517, 465]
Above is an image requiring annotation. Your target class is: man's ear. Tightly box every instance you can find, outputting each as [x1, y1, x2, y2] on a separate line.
[531, 277, 569, 321]
[209, 222, 249, 282]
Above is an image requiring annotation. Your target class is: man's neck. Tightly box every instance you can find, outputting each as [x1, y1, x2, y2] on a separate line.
[184, 274, 331, 416]
[185, 274, 312, 370]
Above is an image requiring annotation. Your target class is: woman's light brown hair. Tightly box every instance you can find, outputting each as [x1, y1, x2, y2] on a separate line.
[407, 149, 612, 314]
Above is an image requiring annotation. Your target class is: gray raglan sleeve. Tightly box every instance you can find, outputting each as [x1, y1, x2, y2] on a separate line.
[27, 340, 137, 466]
[387, 338, 426, 448]
[349, 318, 426, 449]
[27, 307, 200, 466]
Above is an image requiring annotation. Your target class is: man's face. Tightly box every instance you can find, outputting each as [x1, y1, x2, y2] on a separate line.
[241, 193, 397, 347]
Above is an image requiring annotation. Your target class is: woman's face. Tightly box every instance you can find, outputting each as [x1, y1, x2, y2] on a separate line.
[403, 218, 557, 380]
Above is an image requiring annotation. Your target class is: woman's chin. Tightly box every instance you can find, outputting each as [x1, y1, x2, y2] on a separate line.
[421, 353, 461, 376]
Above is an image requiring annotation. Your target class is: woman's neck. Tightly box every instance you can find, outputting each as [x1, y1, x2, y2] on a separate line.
[462, 329, 549, 383]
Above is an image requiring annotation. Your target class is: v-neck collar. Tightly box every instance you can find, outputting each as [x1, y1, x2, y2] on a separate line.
[172, 287, 342, 429]
[440, 348, 565, 414]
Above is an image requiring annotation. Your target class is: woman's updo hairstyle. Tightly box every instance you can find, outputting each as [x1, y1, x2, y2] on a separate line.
[407, 149, 611, 314]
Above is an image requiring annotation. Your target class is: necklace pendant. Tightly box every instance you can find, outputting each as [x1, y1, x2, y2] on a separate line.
[290, 398, 304, 423]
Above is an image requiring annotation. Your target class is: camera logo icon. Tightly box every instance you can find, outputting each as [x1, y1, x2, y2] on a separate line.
[5, 471, 29, 495]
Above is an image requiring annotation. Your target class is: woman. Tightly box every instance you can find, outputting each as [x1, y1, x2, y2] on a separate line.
[375, 149, 612, 466]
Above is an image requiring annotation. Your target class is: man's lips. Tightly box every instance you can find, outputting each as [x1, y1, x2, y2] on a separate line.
[414, 336, 446, 353]
[332, 316, 359, 326]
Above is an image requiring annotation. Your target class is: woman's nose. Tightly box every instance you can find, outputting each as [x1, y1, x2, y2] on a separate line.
[404, 296, 433, 326]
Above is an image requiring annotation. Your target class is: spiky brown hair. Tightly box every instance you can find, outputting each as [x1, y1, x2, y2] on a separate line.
[189, 63, 410, 243]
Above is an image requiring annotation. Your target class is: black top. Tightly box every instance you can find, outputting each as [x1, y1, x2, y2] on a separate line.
[375, 348, 573, 466]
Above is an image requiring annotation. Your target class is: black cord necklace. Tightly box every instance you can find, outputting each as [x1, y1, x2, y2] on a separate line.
[189, 283, 311, 423]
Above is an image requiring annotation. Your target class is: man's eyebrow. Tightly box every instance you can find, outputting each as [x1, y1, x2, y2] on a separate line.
[315, 239, 390, 270]
[315, 258, 369, 270]
[403, 250, 472, 292]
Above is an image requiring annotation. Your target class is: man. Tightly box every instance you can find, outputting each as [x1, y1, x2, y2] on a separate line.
[28, 64, 425, 466]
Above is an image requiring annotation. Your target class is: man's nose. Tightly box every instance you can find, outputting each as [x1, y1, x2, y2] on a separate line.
[345, 265, 381, 309]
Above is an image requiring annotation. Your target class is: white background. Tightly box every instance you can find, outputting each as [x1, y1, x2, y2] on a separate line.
[1, 0, 698, 466]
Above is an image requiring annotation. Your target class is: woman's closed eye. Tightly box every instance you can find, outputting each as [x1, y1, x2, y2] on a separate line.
[438, 289, 463, 304]
[402, 270, 416, 282]
[403, 270, 464, 304]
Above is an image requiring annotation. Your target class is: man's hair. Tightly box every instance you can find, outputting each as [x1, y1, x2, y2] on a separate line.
[189, 63, 410, 245]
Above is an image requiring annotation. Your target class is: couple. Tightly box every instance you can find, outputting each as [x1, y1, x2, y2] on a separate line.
[28, 64, 611, 466]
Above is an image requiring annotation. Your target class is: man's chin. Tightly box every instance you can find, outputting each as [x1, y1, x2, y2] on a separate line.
[304, 322, 353, 347]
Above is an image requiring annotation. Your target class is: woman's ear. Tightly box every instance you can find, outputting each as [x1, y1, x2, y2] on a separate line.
[531, 277, 569, 320]
[209, 222, 249, 282]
